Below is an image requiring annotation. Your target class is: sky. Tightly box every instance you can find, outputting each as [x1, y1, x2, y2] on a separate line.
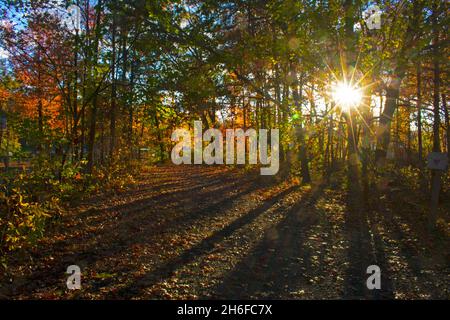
[0, 47, 8, 59]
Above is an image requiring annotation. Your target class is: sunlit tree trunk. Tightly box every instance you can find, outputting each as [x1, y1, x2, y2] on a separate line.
[429, 0, 442, 229]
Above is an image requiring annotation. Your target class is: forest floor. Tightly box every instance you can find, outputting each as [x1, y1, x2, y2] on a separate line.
[0, 165, 448, 299]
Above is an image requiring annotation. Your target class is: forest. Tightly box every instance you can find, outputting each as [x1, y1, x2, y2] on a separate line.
[0, 0, 448, 300]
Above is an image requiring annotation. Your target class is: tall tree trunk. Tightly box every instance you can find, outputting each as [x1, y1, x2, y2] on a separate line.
[416, 64, 426, 187]
[429, 0, 442, 229]
[376, 0, 422, 163]
[109, 8, 117, 160]
[80, 0, 90, 162]
[72, 27, 79, 162]
[154, 110, 164, 163]
[431, 5, 441, 154]
[37, 51, 43, 153]
[443, 94, 449, 158]
[87, 0, 102, 173]
[293, 72, 311, 183]
[376, 82, 401, 162]
[343, 0, 360, 177]
[361, 94, 372, 203]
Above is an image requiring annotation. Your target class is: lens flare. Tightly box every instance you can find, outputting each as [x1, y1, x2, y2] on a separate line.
[331, 82, 363, 111]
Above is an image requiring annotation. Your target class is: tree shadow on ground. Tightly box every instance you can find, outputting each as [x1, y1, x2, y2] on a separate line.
[3, 168, 266, 297]
[206, 184, 326, 299]
[342, 168, 395, 299]
[109, 184, 298, 299]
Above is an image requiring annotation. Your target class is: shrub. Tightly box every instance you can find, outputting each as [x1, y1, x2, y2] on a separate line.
[0, 186, 61, 255]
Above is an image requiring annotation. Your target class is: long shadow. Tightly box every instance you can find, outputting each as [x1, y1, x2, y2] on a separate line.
[369, 180, 449, 298]
[109, 185, 298, 299]
[116, 167, 238, 198]
[79, 164, 235, 202]
[49, 170, 253, 250]
[363, 175, 448, 299]
[342, 169, 394, 299]
[207, 185, 326, 299]
[365, 212, 396, 299]
[7, 173, 262, 296]
[75, 170, 241, 221]
[371, 205, 447, 299]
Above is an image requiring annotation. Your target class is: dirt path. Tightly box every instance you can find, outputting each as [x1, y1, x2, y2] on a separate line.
[1, 165, 448, 299]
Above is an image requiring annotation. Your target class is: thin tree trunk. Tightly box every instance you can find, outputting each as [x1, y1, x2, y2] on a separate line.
[443, 94, 449, 158]
[416, 64, 426, 187]
[109, 8, 117, 160]
[87, 0, 102, 173]
[293, 72, 311, 183]
[429, 1, 442, 229]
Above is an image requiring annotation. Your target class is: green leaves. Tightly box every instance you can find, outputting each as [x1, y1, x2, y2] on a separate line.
[0, 185, 55, 254]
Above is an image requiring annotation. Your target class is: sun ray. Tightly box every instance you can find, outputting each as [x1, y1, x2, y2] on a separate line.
[331, 81, 363, 112]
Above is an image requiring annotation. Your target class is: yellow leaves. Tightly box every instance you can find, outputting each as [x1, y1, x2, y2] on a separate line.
[168, 234, 192, 248]
[229, 71, 238, 80]
[93, 272, 117, 280]
[201, 264, 214, 274]
[1, 186, 57, 254]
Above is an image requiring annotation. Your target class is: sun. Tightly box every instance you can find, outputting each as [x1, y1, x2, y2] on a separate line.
[331, 81, 363, 111]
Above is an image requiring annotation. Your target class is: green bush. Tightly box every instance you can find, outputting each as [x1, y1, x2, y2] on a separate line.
[0, 186, 60, 254]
